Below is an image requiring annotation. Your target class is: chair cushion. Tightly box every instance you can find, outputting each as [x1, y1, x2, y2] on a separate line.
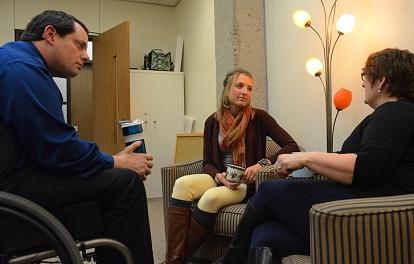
[213, 203, 246, 236]
[265, 140, 281, 158]
[209, 140, 285, 237]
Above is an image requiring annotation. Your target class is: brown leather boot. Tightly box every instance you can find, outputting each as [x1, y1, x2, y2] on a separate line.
[185, 217, 210, 259]
[164, 206, 191, 264]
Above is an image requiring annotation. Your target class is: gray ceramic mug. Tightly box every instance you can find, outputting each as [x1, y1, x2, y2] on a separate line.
[226, 164, 245, 183]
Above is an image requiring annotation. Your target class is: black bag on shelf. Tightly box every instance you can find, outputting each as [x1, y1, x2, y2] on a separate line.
[148, 49, 171, 71]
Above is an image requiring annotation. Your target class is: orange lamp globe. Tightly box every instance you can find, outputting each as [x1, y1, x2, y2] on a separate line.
[334, 88, 352, 110]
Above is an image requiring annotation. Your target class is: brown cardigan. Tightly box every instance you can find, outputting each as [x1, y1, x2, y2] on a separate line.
[202, 108, 299, 197]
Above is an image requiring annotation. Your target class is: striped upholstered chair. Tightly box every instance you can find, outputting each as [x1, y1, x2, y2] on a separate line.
[162, 140, 414, 264]
[282, 193, 414, 264]
[161, 140, 283, 261]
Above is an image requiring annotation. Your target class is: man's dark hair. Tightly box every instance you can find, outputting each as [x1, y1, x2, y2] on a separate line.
[20, 10, 89, 41]
[363, 48, 414, 100]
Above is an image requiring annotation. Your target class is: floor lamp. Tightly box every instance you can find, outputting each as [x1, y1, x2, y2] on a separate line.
[293, 0, 355, 152]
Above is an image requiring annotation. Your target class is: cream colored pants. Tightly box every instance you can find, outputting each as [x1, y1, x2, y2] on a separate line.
[171, 174, 247, 213]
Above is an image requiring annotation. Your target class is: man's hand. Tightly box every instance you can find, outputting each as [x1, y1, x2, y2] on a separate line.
[113, 141, 153, 181]
[216, 172, 240, 190]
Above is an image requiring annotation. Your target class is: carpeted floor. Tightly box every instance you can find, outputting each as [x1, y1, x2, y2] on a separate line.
[148, 197, 166, 264]
[47, 198, 200, 264]
[46, 198, 166, 264]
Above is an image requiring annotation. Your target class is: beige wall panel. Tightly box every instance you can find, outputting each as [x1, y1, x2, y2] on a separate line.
[174, 133, 203, 163]
[100, 0, 177, 69]
[14, 0, 99, 32]
[0, 0, 15, 45]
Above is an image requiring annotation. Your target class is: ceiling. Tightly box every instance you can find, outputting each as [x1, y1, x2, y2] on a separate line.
[121, 0, 181, 7]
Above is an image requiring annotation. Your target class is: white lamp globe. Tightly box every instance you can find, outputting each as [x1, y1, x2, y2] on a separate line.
[306, 58, 323, 76]
[336, 13, 355, 34]
[293, 10, 312, 28]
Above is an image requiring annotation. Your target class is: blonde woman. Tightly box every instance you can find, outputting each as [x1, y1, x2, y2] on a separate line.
[163, 69, 299, 263]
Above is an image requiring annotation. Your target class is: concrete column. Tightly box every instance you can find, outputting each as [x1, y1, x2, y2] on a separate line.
[214, 0, 235, 107]
[214, 0, 267, 110]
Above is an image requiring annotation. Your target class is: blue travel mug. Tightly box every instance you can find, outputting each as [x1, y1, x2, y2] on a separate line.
[120, 120, 146, 153]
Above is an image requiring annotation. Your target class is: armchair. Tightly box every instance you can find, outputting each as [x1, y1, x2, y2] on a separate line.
[283, 193, 414, 264]
[161, 140, 285, 261]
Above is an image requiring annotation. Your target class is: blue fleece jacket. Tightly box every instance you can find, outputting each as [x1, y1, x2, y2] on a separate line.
[0, 41, 113, 177]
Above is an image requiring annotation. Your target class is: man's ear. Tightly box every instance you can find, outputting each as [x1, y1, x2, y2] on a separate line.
[42, 25, 57, 45]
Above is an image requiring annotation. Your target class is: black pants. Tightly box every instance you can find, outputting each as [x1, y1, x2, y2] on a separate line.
[249, 180, 356, 263]
[5, 168, 154, 264]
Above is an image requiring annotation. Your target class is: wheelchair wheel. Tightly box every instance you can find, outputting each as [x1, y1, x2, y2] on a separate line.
[0, 191, 83, 264]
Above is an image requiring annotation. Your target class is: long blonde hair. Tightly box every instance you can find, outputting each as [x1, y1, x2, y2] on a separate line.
[216, 68, 254, 121]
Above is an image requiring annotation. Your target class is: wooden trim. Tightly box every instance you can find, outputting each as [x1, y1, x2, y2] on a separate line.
[176, 132, 203, 137]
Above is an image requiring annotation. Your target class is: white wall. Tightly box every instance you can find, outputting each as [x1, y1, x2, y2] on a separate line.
[13, 0, 100, 31]
[175, 0, 217, 132]
[0, 0, 15, 45]
[265, 0, 414, 152]
[100, 0, 177, 69]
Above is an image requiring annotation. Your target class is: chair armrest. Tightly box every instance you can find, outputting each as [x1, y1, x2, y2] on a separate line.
[161, 160, 203, 223]
[257, 144, 315, 190]
[255, 165, 283, 190]
[310, 194, 414, 264]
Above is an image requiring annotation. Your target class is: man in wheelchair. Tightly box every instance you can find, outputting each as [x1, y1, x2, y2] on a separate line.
[0, 10, 154, 264]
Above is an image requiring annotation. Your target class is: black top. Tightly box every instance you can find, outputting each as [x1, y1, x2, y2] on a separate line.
[341, 100, 414, 197]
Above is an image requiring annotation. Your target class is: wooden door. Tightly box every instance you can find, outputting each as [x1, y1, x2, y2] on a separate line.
[93, 22, 130, 154]
[70, 64, 93, 141]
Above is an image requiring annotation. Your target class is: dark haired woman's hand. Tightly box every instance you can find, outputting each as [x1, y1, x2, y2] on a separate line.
[275, 153, 305, 176]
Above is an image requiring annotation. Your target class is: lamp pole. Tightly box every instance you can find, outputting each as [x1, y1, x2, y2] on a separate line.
[318, 0, 338, 153]
[293, 0, 355, 153]
[325, 55, 333, 152]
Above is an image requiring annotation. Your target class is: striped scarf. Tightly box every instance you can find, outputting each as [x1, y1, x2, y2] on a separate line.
[219, 106, 252, 167]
